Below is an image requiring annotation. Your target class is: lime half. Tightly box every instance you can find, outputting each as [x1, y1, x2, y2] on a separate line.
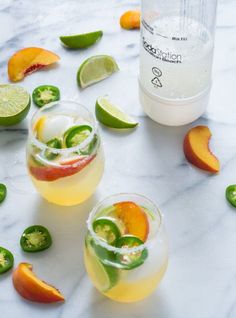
[60, 30, 103, 49]
[85, 239, 119, 292]
[0, 85, 30, 126]
[95, 96, 138, 129]
[77, 55, 119, 88]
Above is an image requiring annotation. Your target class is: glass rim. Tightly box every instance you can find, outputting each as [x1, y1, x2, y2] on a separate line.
[28, 100, 97, 155]
[86, 193, 163, 254]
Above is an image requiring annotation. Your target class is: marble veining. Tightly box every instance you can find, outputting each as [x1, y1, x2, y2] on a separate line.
[0, 0, 236, 317]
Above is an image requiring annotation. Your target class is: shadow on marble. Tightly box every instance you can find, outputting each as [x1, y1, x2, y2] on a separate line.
[11, 297, 65, 312]
[85, 285, 172, 318]
[29, 192, 99, 260]
[0, 267, 14, 283]
[142, 115, 211, 168]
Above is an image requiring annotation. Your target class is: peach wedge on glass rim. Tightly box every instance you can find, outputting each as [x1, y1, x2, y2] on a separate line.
[114, 201, 149, 241]
[8, 47, 60, 82]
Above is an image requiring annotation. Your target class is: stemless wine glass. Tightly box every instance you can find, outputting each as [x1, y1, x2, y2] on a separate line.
[27, 101, 104, 206]
[84, 193, 168, 303]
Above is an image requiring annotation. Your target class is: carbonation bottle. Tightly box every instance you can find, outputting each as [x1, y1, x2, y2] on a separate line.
[139, 0, 218, 126]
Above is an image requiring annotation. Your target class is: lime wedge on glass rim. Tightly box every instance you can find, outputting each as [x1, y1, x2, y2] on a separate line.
[60, 30, 103, 49]
[0, 85, 30, 126]
[95, 96, 138, 129]
[77, 55, 119, 88]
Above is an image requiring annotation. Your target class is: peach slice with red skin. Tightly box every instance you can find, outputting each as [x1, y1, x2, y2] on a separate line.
[8, 47, 60, 82]
[114, 201, 149, 241]
[183, 125, 220, 173]
[13, 263, 65, 303]
[29, 155, 96, 181]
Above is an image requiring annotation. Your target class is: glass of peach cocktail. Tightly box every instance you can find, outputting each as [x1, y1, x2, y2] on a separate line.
[84, 193, 168, 302]
[27, 101, 104, 206]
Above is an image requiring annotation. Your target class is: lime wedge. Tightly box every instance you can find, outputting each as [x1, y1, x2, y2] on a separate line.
[60, 30, 103, 49]
[0, 85, 30, 126]
[85, 238, 119, 292]
[95, 96, 138, 129]
[77, 55, 119, 88]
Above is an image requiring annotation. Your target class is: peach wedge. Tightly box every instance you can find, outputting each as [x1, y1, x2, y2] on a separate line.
[120, 10, 140, 30]
[8, 47, 60, 82]
[183, 125, 220, 173]
[13, 263, 65, 303]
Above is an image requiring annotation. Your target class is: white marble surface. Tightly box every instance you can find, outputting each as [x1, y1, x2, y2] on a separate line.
[0, 0, 236, 317]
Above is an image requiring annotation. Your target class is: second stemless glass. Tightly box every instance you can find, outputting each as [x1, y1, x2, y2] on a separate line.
[27, 101, 104, 206]
[84, 193, 168, 303]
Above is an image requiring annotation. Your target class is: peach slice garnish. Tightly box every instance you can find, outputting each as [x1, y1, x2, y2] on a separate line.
[29, 155, 96, 181]
[114, 201, 149, 241]
[8, 47, 60, 82]
[12, 263, 65, 303]
[183, 125, 220, 173]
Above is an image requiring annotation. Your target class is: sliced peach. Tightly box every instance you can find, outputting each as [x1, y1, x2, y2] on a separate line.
[8, 47, 60, 82]
[29, 155, 95, 181]
[114, 201, 149, 241]
[183, 125, 220, 173]
[12, 263, 65, 303]
[120, 10, 140, 30]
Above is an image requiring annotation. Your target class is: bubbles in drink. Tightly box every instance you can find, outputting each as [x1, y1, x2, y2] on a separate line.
[140, 16, 214, 99]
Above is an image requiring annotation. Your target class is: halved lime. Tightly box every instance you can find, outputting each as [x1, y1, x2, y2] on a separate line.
[85, 238, 119, 292]
[60, 30, 103, 49]
[0, 85, 30, 126]
[95, 96, 138, 129]
[77, 55, 119, 88]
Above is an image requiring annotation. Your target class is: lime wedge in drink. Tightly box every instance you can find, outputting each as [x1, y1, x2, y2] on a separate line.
[0, 84, 30, 126]
[85, 239, 119, 292]
[77, 55, 119, 88]
[60, 30, 103, 49]
[88, 255, 118, 292]
[95, 96, 138, 129]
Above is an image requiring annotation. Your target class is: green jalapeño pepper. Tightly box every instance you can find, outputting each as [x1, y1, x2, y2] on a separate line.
[0, 183, 7, 203]
[20, 225, 52, 252]
[0, 247, 14, 274]
[64, 125, 92, 148]
[93, 217, 121, 245]
[32, 85, 60, 107]
[80, 134, 99, 155]
[116, 235, 148, 270]
[226, 184, 236, 208]
[88, 237, 116, 265]
[45, 137, 62, 160]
